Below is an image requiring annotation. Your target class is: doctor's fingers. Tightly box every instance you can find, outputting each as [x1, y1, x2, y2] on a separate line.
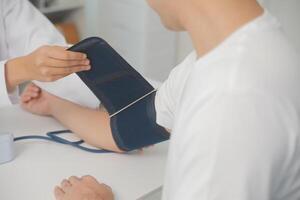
[46, 46, 87, 60]
[39, 66, 90, 80]
[46, 57, 90, 68]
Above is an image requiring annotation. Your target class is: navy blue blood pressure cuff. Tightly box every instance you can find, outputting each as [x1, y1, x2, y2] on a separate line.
[68, 37, 170, 151]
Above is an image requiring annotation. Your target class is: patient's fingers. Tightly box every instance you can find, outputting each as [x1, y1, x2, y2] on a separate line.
[68, 176, 81, 185]
[61, 179, 72, 192]
[27, 85, 40, 93]
[21, 83, 40, 103]
[26, 91, 39, 98]
[81, 175, 99, 184]
[54, 186, 65, 200]
[21, 95, 32, 103]
[21, 91, 40, 103]
[21, 94, 36, 103]
[25, 83, 39, 91]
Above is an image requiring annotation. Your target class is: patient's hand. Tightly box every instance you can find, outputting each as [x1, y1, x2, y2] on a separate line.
[54, 176, 114, 200]
[21, 83, 58, 116]
[22, 83, 122, 152]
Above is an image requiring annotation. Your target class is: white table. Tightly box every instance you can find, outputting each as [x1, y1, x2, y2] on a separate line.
[0, 105, 168, 200]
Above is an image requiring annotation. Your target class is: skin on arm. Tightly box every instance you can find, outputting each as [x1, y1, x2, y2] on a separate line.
[5, 45, 91, 93]
[49, 98, 122, 152]
[21, 83, 122, 153]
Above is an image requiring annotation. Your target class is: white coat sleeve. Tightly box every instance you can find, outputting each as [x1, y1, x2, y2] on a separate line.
[3, 0, 66, 57]
[0, 0, 99, 108]
[0, 0, 66, 107]
[4, 0, 100, 108]
[0, 61, 13, 107]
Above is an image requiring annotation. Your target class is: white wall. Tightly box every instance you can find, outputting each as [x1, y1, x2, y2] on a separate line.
[83, 0, 300, 81]
[177, 0, 300, 64]
[259, 0, 300, 53]
[84, 0, 177, 81]
[176, 32, 193, 64]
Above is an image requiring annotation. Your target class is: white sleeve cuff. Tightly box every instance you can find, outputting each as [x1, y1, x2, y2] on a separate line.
[155, 89, 174, 130]
[0, 60, 19, 107]
[8, 86, 19, 104]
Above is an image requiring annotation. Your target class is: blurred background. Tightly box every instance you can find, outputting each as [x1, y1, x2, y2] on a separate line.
[29, 0, 300, 82]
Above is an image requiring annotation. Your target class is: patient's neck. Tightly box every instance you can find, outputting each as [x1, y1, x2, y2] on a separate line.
[181, 0, 264, 57]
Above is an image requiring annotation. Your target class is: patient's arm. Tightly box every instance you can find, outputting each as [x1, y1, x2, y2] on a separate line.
[21, 83, 122, 152]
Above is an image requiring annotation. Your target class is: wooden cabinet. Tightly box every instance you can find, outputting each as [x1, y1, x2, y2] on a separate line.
[29, 0, 84, 44]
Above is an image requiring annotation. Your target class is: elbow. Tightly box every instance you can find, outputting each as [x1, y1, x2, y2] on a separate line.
[104, 142, 125, 153]
[86, 135, 125, 154]
[84, 140, 125, 153]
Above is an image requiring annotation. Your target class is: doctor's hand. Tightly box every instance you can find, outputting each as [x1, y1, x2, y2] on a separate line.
[54, 176, 114, 200]
[20, 83, 58, 116]
[5, 45, 90, 92]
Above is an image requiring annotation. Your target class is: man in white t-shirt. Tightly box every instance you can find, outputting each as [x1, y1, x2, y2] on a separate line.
[20, 0, 300, 199]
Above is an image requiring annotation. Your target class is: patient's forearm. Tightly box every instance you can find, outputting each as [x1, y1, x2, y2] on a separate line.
[48, 98, 122, 152]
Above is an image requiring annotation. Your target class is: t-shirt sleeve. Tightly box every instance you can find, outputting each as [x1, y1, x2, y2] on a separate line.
[155, 71, 177, 130]
[0, 61, 13, 107]
[154, 52, 196, 130]
[168, 92, 291, 200]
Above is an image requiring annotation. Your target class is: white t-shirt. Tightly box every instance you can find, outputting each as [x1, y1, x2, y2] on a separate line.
[156, 11, 300, 200]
